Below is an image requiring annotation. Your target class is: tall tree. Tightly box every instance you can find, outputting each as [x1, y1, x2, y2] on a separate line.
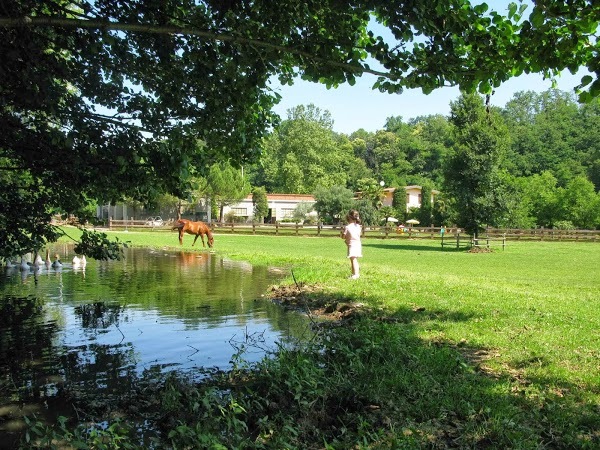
[259, 105, 354, 193]
[370, 130, 412, 188]
[575, 98, 600, 190]
[205, 162, 250, 222]
[493, 172, 537, 229]
[521, 171, 562, 227]
[313, 185, 354, 225]
[502, 89, 586, 182]
[558, 176, 600, 229]
[408, 115, 453, 186]
[1, 0, 599, 256]
[252, 187, 269, 223]
[417, 184, 434, 226]
[443, 93, 509, 236]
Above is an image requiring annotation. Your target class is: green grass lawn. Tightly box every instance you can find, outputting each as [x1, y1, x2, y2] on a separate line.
[59, 228, 600, 448]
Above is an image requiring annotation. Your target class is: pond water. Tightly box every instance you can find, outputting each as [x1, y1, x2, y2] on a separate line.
[0, 245, 309, 447]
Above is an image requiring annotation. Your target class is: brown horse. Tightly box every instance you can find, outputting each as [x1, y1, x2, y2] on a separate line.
[172, 219, 214, 247]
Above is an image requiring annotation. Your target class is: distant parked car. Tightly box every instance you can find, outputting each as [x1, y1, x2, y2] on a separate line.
[145, 216, 164, 227]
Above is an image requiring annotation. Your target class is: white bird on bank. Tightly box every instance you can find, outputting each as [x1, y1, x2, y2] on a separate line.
[45, 249, 52, 269]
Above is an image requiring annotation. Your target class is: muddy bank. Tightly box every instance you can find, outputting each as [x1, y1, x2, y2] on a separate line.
[267, 282, 369, 322]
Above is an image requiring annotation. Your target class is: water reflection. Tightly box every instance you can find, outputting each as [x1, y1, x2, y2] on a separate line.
[0, 247, 308, 446]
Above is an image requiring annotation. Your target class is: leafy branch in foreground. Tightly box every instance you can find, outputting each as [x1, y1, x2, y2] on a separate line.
[73, 229, 128, 261]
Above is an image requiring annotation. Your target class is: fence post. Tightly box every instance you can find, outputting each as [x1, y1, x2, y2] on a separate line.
[317, 222, 321, 236]
[456, 233, 460, 249]
[109, 217, 112, 230]
[252, 222, 256, 235]
[276, 222, 279, 235]
[295, 223, 299, 236]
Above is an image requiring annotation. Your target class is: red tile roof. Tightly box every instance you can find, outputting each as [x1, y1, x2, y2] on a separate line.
[244, 193, 316, 201]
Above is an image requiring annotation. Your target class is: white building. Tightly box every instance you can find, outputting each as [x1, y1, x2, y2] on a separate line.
[224, 193, 316, 223]
[97, 186, 436, 223]
[381, 186, 440, 211]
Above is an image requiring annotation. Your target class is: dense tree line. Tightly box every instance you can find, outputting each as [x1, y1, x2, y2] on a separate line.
[248, 90, 600, 230]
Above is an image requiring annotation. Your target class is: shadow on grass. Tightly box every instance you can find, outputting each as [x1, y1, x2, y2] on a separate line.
[363, 241, 468, 253]
[266, 286, 599, 448]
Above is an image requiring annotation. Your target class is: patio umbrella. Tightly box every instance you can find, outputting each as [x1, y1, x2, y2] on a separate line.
[406, 219, 420, 225]
[385, 217, 399, 223]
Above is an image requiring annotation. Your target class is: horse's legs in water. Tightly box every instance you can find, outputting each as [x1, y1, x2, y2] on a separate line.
[178, 229, 184, 245]
[200, 234, 206, 247]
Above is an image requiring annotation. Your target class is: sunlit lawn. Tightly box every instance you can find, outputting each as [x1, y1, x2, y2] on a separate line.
[61, 227, 600, 445]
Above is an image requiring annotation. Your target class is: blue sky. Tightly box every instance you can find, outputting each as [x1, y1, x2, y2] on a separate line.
[271, 71, 586, 134]
[271, 0, 589, 134]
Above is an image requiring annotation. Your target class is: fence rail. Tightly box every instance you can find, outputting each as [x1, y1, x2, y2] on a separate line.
[440, 233, 473, 249]
[106, 218, 600, 243]
[107, 218, 173, 230]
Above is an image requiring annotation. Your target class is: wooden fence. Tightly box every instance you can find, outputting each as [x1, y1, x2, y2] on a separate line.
[180, 222, 462, 239]
[440, 234, 508, 250]
[482, 227, 600, 242]
[107, 218, 173, 230]
[107, 218, 600, 243]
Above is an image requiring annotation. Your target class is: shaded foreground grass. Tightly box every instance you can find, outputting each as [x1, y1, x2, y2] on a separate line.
[29, 229, 599, 448]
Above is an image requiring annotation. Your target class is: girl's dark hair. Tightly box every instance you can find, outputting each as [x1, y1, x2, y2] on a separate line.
[347, 209, 361, 224]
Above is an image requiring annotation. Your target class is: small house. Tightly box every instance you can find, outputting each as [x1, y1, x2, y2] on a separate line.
[380, 186, 439, 211]
[223, 193, 316, 223]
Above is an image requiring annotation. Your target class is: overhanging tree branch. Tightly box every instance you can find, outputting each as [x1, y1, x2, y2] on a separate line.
[0, 16, 396, 80]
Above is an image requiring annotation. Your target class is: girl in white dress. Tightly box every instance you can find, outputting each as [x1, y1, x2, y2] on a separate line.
[341, 209, 362, 279]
